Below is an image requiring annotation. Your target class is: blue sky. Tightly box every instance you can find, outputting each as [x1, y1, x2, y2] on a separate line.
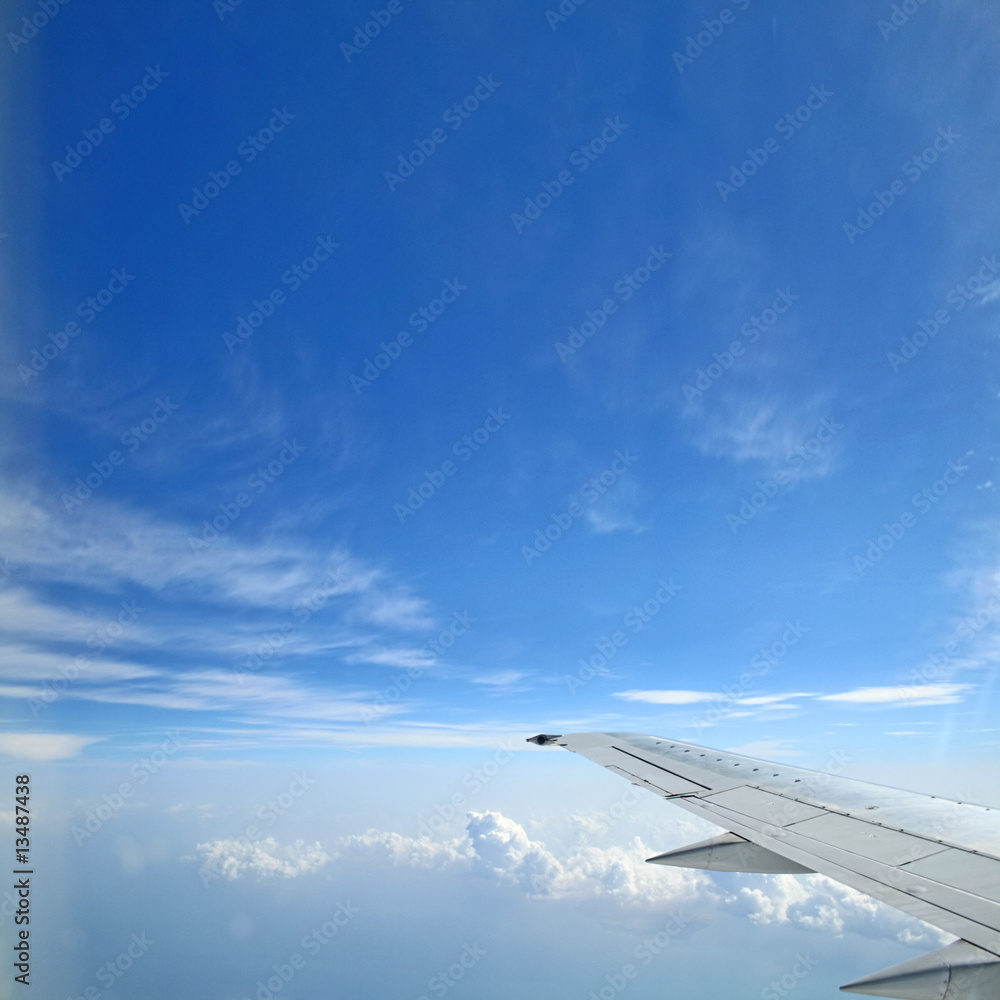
[1, 0, 999, 997]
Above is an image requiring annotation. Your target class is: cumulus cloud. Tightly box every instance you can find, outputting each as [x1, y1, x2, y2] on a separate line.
[331, 811, 953, 946]
[339, 810, 710, 907]
[337, 829, 474, 870]
[729, 873, 950, 949]
[191, 812, 952, 949]
[195, 837, 330, 880]
[466, 811, 566, 894]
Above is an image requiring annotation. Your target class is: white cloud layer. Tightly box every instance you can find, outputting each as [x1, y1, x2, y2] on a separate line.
[195, 836, 330, 879]
[200, 811, 950, 950]
[730, 873, 949, 948]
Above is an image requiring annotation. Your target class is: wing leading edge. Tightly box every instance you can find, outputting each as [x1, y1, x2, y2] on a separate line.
[529, 732, 1000, 999]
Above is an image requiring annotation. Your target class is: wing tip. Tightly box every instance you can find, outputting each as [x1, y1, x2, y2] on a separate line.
[527, 734, 563, 746]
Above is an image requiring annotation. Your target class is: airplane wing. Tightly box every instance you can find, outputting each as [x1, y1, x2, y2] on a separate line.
[528, 732, 1000, 999]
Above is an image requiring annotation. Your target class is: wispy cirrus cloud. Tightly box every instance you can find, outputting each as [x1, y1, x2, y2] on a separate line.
[585, 477, 646, 535]
[618, 686, 974, 711]
[614, 690, 813, 711]
[684, 394, 840, 480]
[355, 592, 435, 631]
[346, 645, 436, 669]
[818, 684, 974, 707]
[472, 671, 528, 688]
[0, 487, 384, 611]
[49, 668, 383, 722]
[735, 693, 815, 707]
[615, 689, 720, 705]
[0, 487, 454, 716]
[0, 645, 158, 682]
[0, 733, 105, 760]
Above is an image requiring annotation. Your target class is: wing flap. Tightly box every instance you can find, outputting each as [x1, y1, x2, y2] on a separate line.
[902, 850, 1000, 906]
[702, 785, 827, 826]
[784, 812, 949, 866]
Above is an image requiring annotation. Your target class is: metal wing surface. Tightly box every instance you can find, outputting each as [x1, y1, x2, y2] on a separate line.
[528, 732, 1000, 999]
